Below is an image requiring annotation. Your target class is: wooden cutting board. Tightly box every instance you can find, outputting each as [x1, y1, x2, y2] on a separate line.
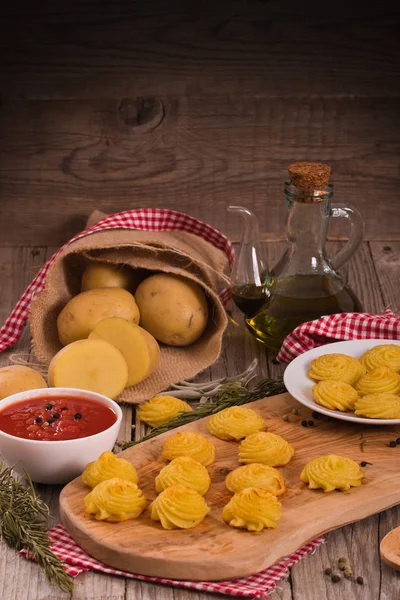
[60, 393, 400, 581]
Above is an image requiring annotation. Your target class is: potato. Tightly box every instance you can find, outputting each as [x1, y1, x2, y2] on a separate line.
[135, 274, 208, 346]
[57, 288, 140, 346]
[81, 262, 135, 292]
[0, 365, 47, 400]
[89, 318, 160, 387]
[48, 339, 128, 399]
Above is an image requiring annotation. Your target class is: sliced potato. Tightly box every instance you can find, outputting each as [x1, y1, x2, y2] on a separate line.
[89, 318, 160, 387]
[57, 288, 140, 346]
[0, 365, 47, 400]
[48, 339, 128, 399]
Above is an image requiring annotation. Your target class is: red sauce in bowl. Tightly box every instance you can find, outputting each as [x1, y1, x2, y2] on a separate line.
[0, 395, 117, 441]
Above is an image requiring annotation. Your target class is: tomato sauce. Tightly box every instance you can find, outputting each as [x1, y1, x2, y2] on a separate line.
[0, 395, 117, 441]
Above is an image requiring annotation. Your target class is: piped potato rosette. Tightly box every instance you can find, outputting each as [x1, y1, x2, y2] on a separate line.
[84, 477, 147, 522]
[155, 456, 211, 496]
[138, 395, 193, 428]
[162, 431, 216, 466]
[308, 353, 365, 385]
[354, 393, 400, 419]
[238, 432, 294, 467]
[150, 484, 210, 529]
[300, 455, 364, 492]
[225, 464, 286, 497]
[359, 344, 400, 373]
[222, 487, 282, 532]
[312, 380, 359, 412]
[207, 406, 266, 441]
[81, 451, 138, 489]
[355, 366, 400, 396]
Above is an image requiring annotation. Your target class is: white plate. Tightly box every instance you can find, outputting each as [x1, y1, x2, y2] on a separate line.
[283, 339, 400, 425]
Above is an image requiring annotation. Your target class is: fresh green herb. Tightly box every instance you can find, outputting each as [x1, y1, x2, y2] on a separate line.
[122, 377, 286, 450]
[360, 439, 369, 452]
[0, 463, 74, 594]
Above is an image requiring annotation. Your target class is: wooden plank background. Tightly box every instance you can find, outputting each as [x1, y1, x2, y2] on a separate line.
[0, 1, 399, 245]
[0, 1, 400, 599]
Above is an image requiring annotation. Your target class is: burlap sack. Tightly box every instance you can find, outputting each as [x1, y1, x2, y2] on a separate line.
[29, 214, 229, 403]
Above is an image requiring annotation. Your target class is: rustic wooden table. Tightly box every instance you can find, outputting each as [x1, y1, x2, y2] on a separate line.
[1, 1, 400, 597]
[0, 240, 399, 600]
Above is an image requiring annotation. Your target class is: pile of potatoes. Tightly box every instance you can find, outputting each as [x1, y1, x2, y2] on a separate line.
[0, 263, 210, 401]
[50, 263, 209, 399]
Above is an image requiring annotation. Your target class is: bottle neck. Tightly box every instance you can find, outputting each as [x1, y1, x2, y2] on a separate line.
[284, 183, 333, 275]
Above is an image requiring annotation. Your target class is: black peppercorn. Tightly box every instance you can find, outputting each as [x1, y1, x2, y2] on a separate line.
[311, 411, 320, 419]
[356, 576, 364, 585]
[52, 412, 60, 419]
[47, 418, 55, 425]
[61, 406, 68, 411]
[396, 438, 400, 445]
[360, 461, 367, 467]
[301, 420, 308, 427]
[331, 574, 341, 583]
[34, 417, 42, 424]
[45, 403, 53, 410]
[307, 420, 314, 426]
[324, 568, 332, 575]
[389, 440, 397, 448]
[74, 412, 82, 421]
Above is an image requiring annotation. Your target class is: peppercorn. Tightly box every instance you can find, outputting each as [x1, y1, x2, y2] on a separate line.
[339, 564, 346, 571]
[47, 418, 55, 425]
[61, 406, 68, 411]
[45, 403, 53, 410]
[307, 420, 315, 426]
[389, 440, 397, 448]
[338, 557, 347, 564]
[356, 576, 364, 585]
[34, 417, 42, 423]
[324, 568, 332, 575]
[283, 415, 289, 422]
[396, 437, 400, 445]
[74, 412, 82, 421]
[331, 574, 341, 583]
[312, 411, 320, 419]
[360, 461, 367, 467]
[301, 420, 308, 427]
[344, 567, 352, 578]
[292, 408, 300, 415]
[52, 412, 60, 419]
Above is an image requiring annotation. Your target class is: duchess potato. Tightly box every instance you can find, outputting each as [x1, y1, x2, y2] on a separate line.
[135, 273, 208, 346]
[57, 288, 140, 346]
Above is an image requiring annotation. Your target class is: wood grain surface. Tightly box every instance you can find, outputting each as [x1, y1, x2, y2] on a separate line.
[0, 241, 398, 598]
[60, 392, 400, 581]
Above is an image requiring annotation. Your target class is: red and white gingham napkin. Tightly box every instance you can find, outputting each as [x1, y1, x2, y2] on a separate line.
[21, 524, 324, 598]
[0, 209, 234, 354]
[277, 309, 400, 364]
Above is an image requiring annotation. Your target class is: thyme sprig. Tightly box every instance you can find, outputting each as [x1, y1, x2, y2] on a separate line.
[0, 463, 74, 594]
[122, 377, 286, 450]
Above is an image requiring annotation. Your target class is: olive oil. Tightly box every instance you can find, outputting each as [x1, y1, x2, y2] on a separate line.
[231, 283, 267, 318]
[246, 275, 363, 353]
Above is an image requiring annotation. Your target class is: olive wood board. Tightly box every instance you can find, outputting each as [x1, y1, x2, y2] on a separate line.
[60, 392, 400, 581]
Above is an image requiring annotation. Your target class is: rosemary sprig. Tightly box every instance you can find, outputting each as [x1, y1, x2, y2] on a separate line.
[122, 377, 286, 450]
[0, 463, 74, 594]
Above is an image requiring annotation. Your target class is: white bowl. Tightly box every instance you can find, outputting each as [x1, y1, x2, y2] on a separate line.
[0, 388, 122, 484]
[283, 339, 400, 426]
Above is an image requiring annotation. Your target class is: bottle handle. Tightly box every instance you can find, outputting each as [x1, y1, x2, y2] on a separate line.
[330, 203, 364, 269]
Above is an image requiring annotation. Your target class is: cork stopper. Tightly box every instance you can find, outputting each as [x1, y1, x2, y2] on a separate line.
[288, 162, 331, 189]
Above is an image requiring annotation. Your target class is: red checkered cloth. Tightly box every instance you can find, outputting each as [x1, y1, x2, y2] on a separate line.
[20, 524, 324, 599]
[0, 209, 235, 354]
[277, 309, 400, 364]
